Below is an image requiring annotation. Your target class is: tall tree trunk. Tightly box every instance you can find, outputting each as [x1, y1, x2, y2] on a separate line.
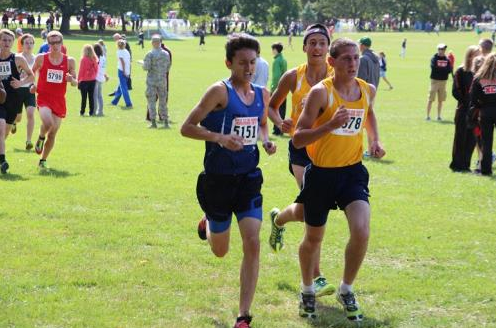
[60, 11, 71, 33]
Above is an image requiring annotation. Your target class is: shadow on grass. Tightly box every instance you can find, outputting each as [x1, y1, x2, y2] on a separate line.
[13, 147, 33, 153]
[309, 304, 393, 328]
[277, 281, 299, 294]
[38, 168, 78, 178]
[363, 157, 395, 165]
[435, 120, 454, 125]
[0, 173, 28, 181]
[208, 318, 230, 328]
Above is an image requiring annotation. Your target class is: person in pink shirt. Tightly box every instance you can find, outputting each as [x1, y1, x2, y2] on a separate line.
[78, 44, 99, 116]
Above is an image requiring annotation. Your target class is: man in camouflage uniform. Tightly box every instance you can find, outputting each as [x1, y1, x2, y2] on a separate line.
[142, 34, 171, 128]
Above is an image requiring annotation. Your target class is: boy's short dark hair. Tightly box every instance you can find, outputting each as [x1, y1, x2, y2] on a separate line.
[271, 42, 283, 54]
[329, 37, 358, 58]
[225, 33, 260, 62]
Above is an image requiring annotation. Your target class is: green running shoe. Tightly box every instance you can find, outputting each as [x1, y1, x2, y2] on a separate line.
[35, 137, 45, 155]
[336, 292, 363, 321]
[299, 292, 317, 319]
[269, 208, 285, 252]
[313, 276, 336, 297]
[38, 160, 49, 170]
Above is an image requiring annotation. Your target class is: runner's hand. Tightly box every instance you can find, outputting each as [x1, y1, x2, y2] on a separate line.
[218, 134, 244, 151]
[263, 141, 277, 155]
[369, 141, 386, 159]
[29, 84, 36, 94]
[10, 77, 21, 89]
[328, 105, 349, 130]
[281, 118, 293, 133]
[65, 73, 75, 83]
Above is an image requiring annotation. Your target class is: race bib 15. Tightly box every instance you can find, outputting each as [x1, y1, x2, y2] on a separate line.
[47, 69, 64, 83]
[332, 109, 365, 136]
[231, 116, 258, 145]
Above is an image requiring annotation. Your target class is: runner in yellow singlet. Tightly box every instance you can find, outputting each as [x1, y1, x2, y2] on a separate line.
[267, 23, 335, 298]
[293, 37, 385, 321]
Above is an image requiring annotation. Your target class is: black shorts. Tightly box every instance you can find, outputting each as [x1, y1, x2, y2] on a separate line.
[18, 87, 36, 108]
[196, 168, 263, 233]
[288, 139, 311, 175]
[0, 95, 22, 125]
[295, 162, 370, 227]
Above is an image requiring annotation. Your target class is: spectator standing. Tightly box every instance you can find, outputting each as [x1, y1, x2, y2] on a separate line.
[426, 43, 452, 121]
[251, 50, 269, 87]
[450, 45, 480, 172]
[111, 40, 132, 108]
[379, 52, 393, 90]
[141, 35, 171, 128]
[469, 53, 496, 175]
[93, 43, 108, 116]
[270, 42, 287, 135]
[400, 38, 406, 58]
[357, 36, 380, 88]
[77, 44, 99, 116]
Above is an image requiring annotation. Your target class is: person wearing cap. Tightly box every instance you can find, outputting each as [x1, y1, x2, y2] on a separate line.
[267, 23, 335, 300]
[357, 36, 380, 88]
[141, 34, 171, 128]
[426, 43, 452, 121]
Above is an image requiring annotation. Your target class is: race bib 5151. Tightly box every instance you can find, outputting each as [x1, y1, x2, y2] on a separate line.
[332, 109, 365, 136]
[47, 69, 64, 83]
[231, 116, 258, 145]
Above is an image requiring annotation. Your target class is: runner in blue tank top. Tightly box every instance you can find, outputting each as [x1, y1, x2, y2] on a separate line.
[181, 34, 276, 328]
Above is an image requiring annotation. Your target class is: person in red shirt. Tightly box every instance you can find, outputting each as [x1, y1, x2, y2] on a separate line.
[77, 44, 98, 116]
[31, 31, 77, 169]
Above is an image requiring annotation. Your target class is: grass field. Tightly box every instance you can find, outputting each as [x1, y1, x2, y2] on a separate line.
[1, 30, 496, 328]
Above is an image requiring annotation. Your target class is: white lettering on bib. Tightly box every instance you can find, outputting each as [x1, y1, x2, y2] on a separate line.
[0, 62, 12, 77]
[231, 116, 258, 145]
[47, 69, 64, 83]
[332, 109, 365, 136]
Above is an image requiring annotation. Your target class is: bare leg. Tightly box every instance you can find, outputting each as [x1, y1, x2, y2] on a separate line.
[437, 101, 443, 119]
[238, 217, 261, 317]
[38, 107, 62, 161]
[426, 100, 434, 119]
[342, 200, 370, 285]
[26, 106, 35, 143]
[0, 119, 5, 156]
[299, 224, 326, 286]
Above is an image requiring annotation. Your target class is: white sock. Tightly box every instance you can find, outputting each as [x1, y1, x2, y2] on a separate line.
[340, 281, 353, 295]
[301, 283, 315, 294]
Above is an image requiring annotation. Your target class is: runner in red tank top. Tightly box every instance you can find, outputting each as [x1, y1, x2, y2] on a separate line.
[31, 31, 77, 169]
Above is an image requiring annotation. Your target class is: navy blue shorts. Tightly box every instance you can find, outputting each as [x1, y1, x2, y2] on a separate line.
[0, 96, 22, 125]
[196, 168, 263, 233]
[288, 139, 311, 176]
[295, 162, 370, 227]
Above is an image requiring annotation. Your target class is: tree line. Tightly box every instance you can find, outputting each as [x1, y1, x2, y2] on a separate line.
[2, 0, 495, 33]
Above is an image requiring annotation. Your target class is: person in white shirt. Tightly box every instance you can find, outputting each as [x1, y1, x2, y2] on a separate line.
[93, 43, 108, 116]
[110, 40, 132, 108]
[251, 50, 269, 87]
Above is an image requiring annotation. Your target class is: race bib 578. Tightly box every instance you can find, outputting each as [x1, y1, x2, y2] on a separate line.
[332, 109, 365, 136]
[231, 116, 258, 145]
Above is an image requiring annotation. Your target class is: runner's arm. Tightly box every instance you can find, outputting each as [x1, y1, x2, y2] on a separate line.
[268, 69, 296, 132]
[293, 84, 349, 149]
[260, 88, 276, 155]
[0, 81, 6, 104]
[11, 55, 34, 88]
[180, 82, 244, 151]
[363, 84, 385, 158]
[66, 57, 78, 87]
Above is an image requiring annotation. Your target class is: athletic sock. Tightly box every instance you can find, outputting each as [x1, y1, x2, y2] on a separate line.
[301, 283, 315, 294]
[0, 154, 5, 162]
[339, 281, 353, 295]
[38, 136, 45, 140]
